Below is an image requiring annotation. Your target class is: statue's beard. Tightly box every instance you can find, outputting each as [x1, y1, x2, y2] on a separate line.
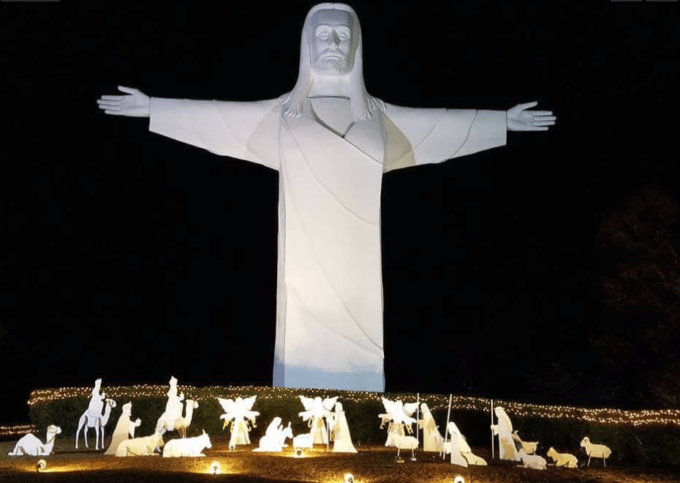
[313, 49, 350, 74]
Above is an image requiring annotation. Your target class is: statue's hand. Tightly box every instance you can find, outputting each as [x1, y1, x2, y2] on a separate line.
[97, 86, 150, 118]
[507, 101, 556, 132]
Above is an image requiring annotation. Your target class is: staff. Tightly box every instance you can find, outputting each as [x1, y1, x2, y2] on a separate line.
[441, 394, 452, 459]
[491, 399, 495, 459]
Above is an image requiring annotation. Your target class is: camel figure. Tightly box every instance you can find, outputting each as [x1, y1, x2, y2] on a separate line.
[76, 398, 116, 450]
[9, 425, 62, 456]
[156, 399, 199, 438]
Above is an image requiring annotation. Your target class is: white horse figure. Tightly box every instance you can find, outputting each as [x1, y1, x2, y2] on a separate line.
[76, 398, 116, 450]
[9, 425, 62, 456]
[156, 399, 199, 438]
[253, 418, 293, 452]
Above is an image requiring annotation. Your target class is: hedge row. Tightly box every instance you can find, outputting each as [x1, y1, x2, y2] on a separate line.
[28, 385, 680, 467]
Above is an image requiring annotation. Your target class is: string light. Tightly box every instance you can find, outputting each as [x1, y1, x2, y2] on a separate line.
[25, 385, 680, 428]
[0, 425, 36, 438]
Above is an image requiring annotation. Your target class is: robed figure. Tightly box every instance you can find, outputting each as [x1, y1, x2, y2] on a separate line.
[329, 402, 357, 453]
[418, 403, 443, 452]
[491, 407, 521, 461]
[97, 3, 555, 392]
[104, 402, 142, 455]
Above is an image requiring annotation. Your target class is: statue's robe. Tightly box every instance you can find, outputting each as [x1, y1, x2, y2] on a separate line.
[149, 96, 506, 392]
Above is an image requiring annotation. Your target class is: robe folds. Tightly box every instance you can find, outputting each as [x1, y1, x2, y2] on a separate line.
[149, 96, 506, 392]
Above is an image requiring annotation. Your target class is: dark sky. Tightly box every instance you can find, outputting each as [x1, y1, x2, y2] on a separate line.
[1, 0, 678, 423]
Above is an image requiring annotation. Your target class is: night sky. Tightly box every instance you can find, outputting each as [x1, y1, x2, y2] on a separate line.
[1, 0, 678, 423]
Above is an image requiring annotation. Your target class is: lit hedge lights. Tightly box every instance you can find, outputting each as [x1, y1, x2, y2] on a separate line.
[27, 384, 680, 428]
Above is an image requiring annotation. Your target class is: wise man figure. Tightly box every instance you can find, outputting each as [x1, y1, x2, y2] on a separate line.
[165, 376, 184, 422]
[97, 3, 555, 392]
[86, 378, 106, 418]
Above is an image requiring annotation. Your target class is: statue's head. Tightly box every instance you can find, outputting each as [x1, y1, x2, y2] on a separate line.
[123, 402, 132, 415]
[280, 3, 384, 121]
[169, 376, 178, 386]
[94, 378, 102, 386]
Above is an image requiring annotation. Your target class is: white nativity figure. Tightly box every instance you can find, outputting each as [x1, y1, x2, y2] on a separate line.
[518, 449, 547, 470]
[329, 402, 357, 453]
[379, 398, 418, 447]
[8, 425, 62, 456]
[115, 430, 164, 457]
[547, 447, 578, 468]
[299, 395, 337, 445]
[253, 417, 293, 452]
[445, 421, 487, 467]
[512, 430, 538, 455]
[418, 403, 443, 452]
[76, 382, 117, 450]
[97, 3, 555, 393]
[580, 437, 612, 467]
[163, 430, 212, 457]
[156, 377, 199, 437]
[218, 396, 259, 449]
[104, 401, 142, 455]
[490, 406, 520, 461]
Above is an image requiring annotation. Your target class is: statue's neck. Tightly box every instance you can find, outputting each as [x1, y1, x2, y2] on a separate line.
[309, 73, 349, 98]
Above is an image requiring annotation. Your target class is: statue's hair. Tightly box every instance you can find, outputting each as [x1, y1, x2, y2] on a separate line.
[279, 3, 384, 121]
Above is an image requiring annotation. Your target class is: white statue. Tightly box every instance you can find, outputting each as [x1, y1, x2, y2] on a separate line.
[418, 403, 442, 452]
[163, 430, 212, 457]
[115, 431, 164, 457]
[445, 422, 486, 467]
[253, 417, 293, 452]
[490, 406, 520, 461]
[379, 398, 418, 447]
[517, 449, 547, 470]
[217, 396, 259, 449]
[580, 437, 612, 467]
[8, 425, 62, 456]
[76, 397, 116, 450]
[104, 402, 142, 455]
[156, 377, 199, 438]
[329, 402, 357, 453]
[299, 395, 337, 444]
[512, 430, 538, 455]
[97, 3, 555, 392]
[547, 447, 578, 468]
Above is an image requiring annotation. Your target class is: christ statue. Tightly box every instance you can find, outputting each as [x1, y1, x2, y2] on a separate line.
[97, 3, 555, 392]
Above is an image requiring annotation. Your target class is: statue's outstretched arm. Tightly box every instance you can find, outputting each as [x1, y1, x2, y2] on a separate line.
[507, 102, 556, 131]
[97, 86, 150, 117]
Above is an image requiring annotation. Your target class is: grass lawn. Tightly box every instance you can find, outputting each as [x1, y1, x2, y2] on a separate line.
[2, 435, 679, 483]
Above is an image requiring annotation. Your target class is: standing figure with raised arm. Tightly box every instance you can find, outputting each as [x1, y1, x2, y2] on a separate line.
[98, 3, 555, 392]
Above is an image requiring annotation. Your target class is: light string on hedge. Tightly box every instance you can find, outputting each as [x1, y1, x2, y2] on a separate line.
[26, 385, 680, 428]
[0, 424, 37, 438]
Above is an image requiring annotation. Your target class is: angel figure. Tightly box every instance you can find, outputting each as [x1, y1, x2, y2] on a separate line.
[217, 396, 259, 449]
[299, 395, 338, 445]
[329, 402, 357, 453]
[379, 397, 418, 447]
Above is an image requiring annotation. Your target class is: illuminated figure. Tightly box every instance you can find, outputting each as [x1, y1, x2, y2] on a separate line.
[98, 3, 555, 392]
[218, 396, 259, 449]
[379, 397, 418, 447]
[329, 401, 357, 453]
[299, 395, 337, 444]
[490, 406, 520, 461]
[104, 402, 142, 455]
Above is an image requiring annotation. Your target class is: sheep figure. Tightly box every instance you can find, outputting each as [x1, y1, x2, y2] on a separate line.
[580, 437, 611, 467]
[387, 432, 418, 460]
[547, 447, 578, 468]
[511, 430, 538, 455]
[517, 449, 547, 470]
[115, 431, 164, 457]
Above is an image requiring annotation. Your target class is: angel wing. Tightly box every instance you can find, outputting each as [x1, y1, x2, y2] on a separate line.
[322, 396, 338, 412]
[403, 402, 419, 417]
[381, 397, 396, 415]
[217, 397, 236, 419]
[299, 395, 316, 412]
[242, 395, 258, 411]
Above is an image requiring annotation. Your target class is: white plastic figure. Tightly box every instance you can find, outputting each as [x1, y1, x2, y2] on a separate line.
[547, 447, 578, 468]
[8, 425, 62, 456]
[76, 397, 116, 450]
[580, 437, 612, 467]
[329, 402, 357, 453]
[115, 431, 164, 457]
[97, 3, 555, 393]
[518, 449, 547, 470]
[253, 418, 293, 452]
[490, 407, 520, 461]
[446, 422, 486, 466]
[163, 430, 212, 457]
[418, 403, 442, 452]
[156, 377, 199, 438]
[511, 430, 538, 455]
[299, 395, 337, 445]
[379, 398, 418, 447]
[388, 432, 419, 460]
[104, 402, 142, 455]
[217, 396, 259, 449]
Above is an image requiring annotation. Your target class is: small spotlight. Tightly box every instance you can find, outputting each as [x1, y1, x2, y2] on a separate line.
[454, 476, 465, 483]
[295, 448, 303, 457]
[36, 459, 47, 473]
[344, 473, 355, 483]
[210, 461, 221, 475]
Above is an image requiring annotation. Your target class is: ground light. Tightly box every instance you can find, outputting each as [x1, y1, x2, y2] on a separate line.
[454, 476, 465, 483]
[344, 473, 354, 483]
[36, 459, 47, 473]
[210, 461, 221, 475]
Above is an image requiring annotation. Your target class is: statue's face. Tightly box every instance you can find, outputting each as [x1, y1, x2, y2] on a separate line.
[310, 9, 355, 75]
